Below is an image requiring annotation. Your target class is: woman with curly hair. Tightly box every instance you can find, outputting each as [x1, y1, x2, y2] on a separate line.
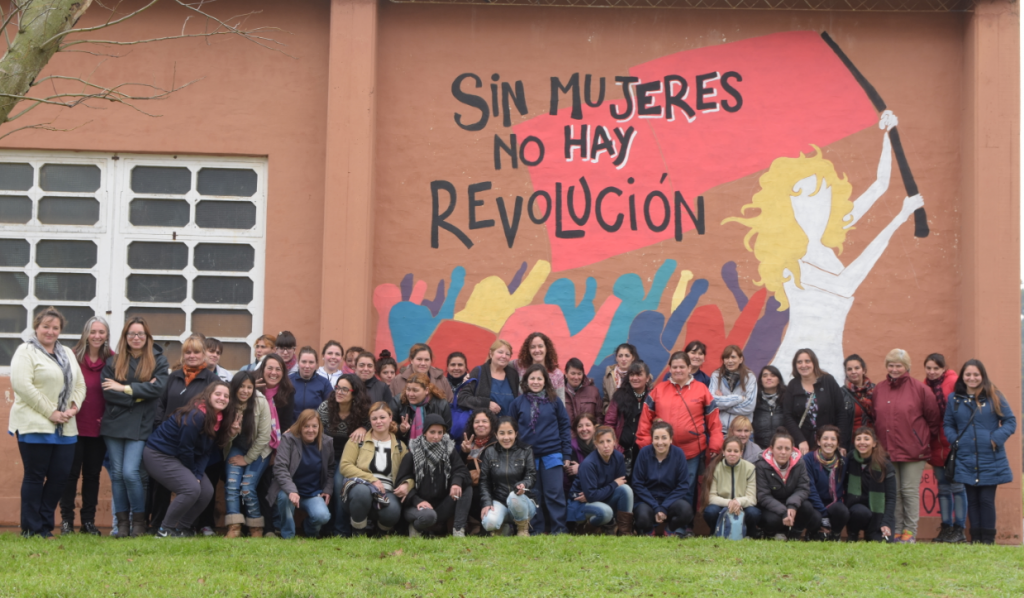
[516, 332, 566, 403]
[397, 372, 452, 443]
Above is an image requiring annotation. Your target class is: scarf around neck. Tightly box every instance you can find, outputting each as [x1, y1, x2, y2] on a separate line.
[815, 449, 841, 506]
[410, 433, 454, 486]
[525, 391, 552, 432]
[577, 436, 595, 458]
[182, 363, 204, 386]
[849, 450, 886, 514]
[762, 392, 778, 409]
[28, 336, 73, 435]
[408, 397, 431, 439]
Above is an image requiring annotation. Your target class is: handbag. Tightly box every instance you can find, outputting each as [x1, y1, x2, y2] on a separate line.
[468, 456, 481, 486]
[944, 398, 978, 480]
[713, 509, 746, 540]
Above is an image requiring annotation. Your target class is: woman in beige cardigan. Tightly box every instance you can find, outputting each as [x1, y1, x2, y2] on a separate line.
[9, 307, 86, 538]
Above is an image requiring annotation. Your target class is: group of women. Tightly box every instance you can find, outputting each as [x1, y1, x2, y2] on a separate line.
[9, 308, 1017, 544]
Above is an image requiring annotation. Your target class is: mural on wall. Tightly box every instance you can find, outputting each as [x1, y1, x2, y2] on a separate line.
[382, 30, 928, 391]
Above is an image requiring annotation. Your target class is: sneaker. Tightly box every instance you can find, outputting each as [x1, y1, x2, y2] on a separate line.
[898, 530, 915, 544]
[60, 521, 75, 535]
[409, 526, 422, 538]
[199, 526, 216, 537]
[156, 527, 179, 538]
[452, 528, 466, 538]
[773, 533, 788, 541]
[80, 522, 102, 536]
[263, 531, 278, 539]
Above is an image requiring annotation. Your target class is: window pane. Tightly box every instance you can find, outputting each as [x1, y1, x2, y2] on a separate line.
[193, 276, 253, 305]
[126, 274, 187, 303]
[0, 337, 20, 367]
[0, 272, 29, 299]
[197, 168, 257, 197]
[36, 240, 97, 269]
[194, 244, 254, 272]
[194, 200, 256, 230]
[131, 166, 191, 195]
[35, 273, 96, 301]
[40, 164, 101, 192]
[0, 163, 33, 191]
[0, 239, 30, 267]
[38, 196, 100, 225]
[0, 196, 32, 224]
[127, 242, 188, 270]
[128, 198, 190, 227]
[0, 304, 27, 333]
[34, 305, 93, 335]
[125, 307, 186, 337]
[219, 342, 250, 370]
[192, 309, 252, 337]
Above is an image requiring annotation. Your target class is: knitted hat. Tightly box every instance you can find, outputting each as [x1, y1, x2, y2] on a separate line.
[423, 413, 448, 432]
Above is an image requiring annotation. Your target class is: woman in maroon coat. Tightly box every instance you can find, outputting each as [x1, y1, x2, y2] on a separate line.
[872, 349, 941, 544]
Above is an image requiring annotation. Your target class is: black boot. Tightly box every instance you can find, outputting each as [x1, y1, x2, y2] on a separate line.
[114, 512, 130, 538]
[131, 513, 147, 538]
[947, 525, 966, 544]
[60, 520, 75, 535]
[933, 523, 950, 543]
[980, 528, 997, 545]
[80, 522, 102, 536]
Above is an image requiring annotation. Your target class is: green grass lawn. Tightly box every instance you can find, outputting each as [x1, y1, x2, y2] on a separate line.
[1, 533, 1022, 597]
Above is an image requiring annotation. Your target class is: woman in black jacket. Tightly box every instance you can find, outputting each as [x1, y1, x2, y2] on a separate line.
[397, 373, 453, 443]
[844, 426, 897, 542]
[457, 340, 520, 416]
[99, 317, 169, 537]
[354, 351, 399, 415]
[786, 349, 848, 453]
[751, 365, 801, 451]
[402, 414, 473, 537]
[755, 428, 815, 540]
[480, 417, 537, 537]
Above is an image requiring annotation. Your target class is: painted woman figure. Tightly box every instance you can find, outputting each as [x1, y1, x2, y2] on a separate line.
[723, 112, 924, 380]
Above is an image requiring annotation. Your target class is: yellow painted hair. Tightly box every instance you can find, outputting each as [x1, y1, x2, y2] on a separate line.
[721, 146, 854, 310]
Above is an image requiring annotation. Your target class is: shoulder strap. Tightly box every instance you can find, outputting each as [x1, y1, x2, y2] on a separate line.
[950, 397, 978, 445]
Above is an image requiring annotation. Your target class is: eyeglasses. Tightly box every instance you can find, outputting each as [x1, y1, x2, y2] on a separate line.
[335, 387, 352, 394]
[126, 332, 147, 339]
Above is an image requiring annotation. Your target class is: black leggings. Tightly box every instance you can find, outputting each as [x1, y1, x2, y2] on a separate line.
[59, 436, 107, 525]
[403, 488, 475, 533]
[965, 484, 997, 532]
[809, 502, 850, 534]
[760, 500, 817, 536]
[634, 499, 693, 534]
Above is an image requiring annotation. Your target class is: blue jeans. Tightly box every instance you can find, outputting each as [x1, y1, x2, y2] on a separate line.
[104, 438, 147, 515]
[933, 466, 967, 527]
[703, 504, 762, 536]
[224, 448, 268, 526]
[581, 485, 634, 525]
[332, 466, 351, 537]
[276, 490, 331, 539]
[482, 492, 537, 531]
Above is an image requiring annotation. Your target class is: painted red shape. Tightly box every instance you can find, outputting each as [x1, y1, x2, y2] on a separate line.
[428, 319, 497, 372]
[499, 295, 622, 370]
[515, 30, 879, 271]
[673, 289, 768, 379]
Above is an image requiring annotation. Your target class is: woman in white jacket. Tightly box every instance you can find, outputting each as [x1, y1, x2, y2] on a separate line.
[9, 307, 86, 538]
[708, 345, 757, 435]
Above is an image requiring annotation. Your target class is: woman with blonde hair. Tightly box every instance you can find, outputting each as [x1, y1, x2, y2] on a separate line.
[240, 334, 276, 373]
[458, 339, 520, 416]
[100, 316, 169, 537]
[722, 112, 924, 380]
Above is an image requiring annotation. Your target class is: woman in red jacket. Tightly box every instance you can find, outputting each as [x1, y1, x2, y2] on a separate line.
[923, 353, 965, 543]
[636, 351, 721, 523]
[872, 349, 942, 544]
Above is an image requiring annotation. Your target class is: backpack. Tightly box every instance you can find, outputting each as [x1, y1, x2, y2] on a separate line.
[449, 378, 476, 440]
[713, 509, 746, 540]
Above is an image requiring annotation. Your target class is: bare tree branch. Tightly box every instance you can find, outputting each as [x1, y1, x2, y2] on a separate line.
[0, 118, 93, 141]
[41, 0, 160, 46]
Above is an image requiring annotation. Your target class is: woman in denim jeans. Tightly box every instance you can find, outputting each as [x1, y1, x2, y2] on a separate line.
[267, 410, 335, 539]
[224, 371, 272, 538]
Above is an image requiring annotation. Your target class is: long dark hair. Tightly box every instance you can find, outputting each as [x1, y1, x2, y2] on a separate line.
[173, 381, 233, 448]
[792, 348, 824, 380]
[715, 344, 751, 389]
[757, 365, 788, 400]
[953, 359, 1003, 416]
[258, 353, 295, 415]
[519, 363, 556, 399]
[613, 361, 651, 419]
[229, 370, 258, 446]
[112, 316, 156, 382]
[468, 408, 497, 441]
[328, 374, 370, 431]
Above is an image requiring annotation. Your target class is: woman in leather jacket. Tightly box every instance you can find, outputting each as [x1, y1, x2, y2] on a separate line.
[479, 417, 537, 536]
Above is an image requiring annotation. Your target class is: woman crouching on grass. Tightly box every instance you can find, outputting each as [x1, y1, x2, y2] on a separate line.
[568, 426, 634, 536]
[703, 436, 760, 537]
[632, 421, 694, 537]
[843, 426, 896, 542]
[267, 410, 335, 539]
[403, 414, 473, 538]
[755, 428, 814, 541]
[144, 382, 233, 537]
[479, 417, 537, 536]
[802, 425, 847, 541]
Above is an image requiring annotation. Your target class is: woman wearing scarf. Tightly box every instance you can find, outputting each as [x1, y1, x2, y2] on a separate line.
[604, 361, 653, 476]
[397, 373, 452, 443]
[508, 364, 573, 534]
[602, 343, 638, 408]
[755, 428, 813, 540]
[843, 355, 876, 431]
[402, 414, 472, 537]
[708, 345, 757, 434]
[60, 316, 112, 536]
[459, 409, 497, 534]
[751, 366, 801, 451]
[143, 381, 233, 537]
[252, 353, 294, 538]
[843, 426, 897, 542]
[10, 308, 86, 538]
[149, 334, 216, 534]
[922, 353, 965, 543]
[801, 425, 847, 541]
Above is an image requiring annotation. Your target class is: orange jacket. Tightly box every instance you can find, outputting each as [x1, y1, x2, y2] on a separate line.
[636, 378, 722, 459]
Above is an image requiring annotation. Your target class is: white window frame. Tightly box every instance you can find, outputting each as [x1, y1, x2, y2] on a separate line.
[0, 150, 267, 374]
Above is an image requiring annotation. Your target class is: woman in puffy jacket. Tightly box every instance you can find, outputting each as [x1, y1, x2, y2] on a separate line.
[702, 436, 759, 537]
[922, 353, 964, 543]
[755, 428, 813, 540]
[872, 349, 941, 544]
[801, 425, 846, 541]
[568, 426, 634, 536]
[844, 426, 896, 542]
[100, 316, 169, 538]
[402, 414, 472, 537]
[944, 359, 1017, 545]
[479, 417, 537, 537]
[751, 366, 801, 452]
